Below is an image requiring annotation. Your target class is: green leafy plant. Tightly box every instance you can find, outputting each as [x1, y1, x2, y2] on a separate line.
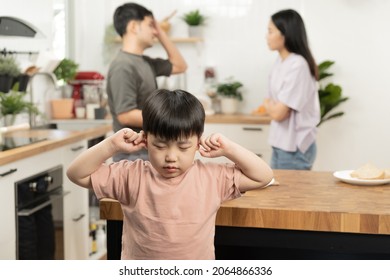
[0, 90, 40, 116]
[181, 10, 206, 26]
[0, 56, 21, 77]
[317, 60, 349, 126]
[53, 58, 79, 84]
[217, 78, 243, 101]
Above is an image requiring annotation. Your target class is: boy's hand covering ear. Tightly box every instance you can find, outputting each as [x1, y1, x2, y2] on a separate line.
[199, 133, 228, 158]
[113, 128, 146, 153]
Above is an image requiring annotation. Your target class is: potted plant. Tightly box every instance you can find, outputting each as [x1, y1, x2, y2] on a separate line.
[217, 78, 243, 114]
[0, 90, 40, 126]
[50, 58, 79, 119]
[317, 60, 349, 126]
[181, 9, 206, 37]
[0, 56, 22, 93]
[53, 58, 79, 86]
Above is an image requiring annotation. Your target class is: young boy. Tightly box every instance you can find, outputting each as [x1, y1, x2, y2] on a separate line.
[66, 89, 273, 260]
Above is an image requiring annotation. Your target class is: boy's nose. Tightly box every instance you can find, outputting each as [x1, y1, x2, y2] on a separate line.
[165, 151, 177, 162]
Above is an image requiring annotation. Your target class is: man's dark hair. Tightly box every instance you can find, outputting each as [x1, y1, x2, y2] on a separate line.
[113, 2, 153, 37]
[142, 89, 205, 141]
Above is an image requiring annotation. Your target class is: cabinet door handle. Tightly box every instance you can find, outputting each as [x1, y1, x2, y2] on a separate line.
[73, 214, 85, 222]
[71, 145, 85, 152]
[0, 168, 17, 177]
[255, 153, 263, 158]
[242, 127, 263, 131]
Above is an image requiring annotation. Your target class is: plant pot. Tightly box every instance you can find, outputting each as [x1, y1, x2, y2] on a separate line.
[50, 98, 74, 119]
[11, 74, 30, 91]
[94, 107, 107, 119]
[12, 74, 30, 92]
[0, 75, 13, 93]
[3, 114, 17, 126]
[220, 97, 239, 114]
[188, 26, 203, 37]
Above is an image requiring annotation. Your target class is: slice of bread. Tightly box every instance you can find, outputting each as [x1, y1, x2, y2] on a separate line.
[350, 163, 385, 180]
[384, 168, 390, 179]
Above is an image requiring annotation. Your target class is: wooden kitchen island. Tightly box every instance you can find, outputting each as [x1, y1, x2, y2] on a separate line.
[99, 169, 390, 259]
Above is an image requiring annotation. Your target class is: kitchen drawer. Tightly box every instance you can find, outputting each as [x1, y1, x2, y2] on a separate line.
[203, 123, 269, 151]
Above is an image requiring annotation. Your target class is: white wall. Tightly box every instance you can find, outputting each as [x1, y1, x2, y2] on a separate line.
[0, 0, 54, 70]
[3, 0, 389, 172]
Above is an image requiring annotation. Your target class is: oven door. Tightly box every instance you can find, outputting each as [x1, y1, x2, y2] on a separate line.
[15, 165, 69, 260]
[16, 187, 70, 260]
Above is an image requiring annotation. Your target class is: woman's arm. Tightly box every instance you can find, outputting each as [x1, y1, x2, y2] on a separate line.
[199, 133, 274, 192]
[263, 98, 291, 121]
[66, 129, 145, 189]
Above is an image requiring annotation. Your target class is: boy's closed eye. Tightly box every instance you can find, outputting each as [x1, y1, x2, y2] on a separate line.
[178, 145, 192, 151]
[153, 143, 167, 149]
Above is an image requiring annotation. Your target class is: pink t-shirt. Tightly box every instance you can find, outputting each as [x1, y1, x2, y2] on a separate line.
[91, 159, 242, 260]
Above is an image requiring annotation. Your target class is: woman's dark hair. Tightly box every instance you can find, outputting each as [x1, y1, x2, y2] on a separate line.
[113, 2, 153, 37]
[142, 89, 205, 141]
[271, 9, 318, 80]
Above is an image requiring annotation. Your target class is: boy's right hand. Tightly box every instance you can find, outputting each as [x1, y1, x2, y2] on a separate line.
[109, 128, 146, 154]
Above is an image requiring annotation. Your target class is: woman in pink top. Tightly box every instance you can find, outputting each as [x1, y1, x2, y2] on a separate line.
[264, 9, 320, 170]
[67, 89, 273, 260]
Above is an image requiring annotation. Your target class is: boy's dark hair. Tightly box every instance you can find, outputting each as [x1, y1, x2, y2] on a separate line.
[113, 2, 153, 37]
[142, 89, 205, 141]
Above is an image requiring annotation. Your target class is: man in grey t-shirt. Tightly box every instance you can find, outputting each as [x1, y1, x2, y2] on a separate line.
[107, 3, 187, 161]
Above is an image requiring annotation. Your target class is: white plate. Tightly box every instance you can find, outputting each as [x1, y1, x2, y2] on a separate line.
[333, 170, 390, 186]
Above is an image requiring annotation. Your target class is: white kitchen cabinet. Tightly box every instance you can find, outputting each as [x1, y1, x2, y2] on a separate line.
[198, 123, 271, 164]
[61, 140, 89, 260]
[0, 162, 19, 259]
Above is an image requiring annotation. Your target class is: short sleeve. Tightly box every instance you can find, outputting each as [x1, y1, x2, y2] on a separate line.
[144, 57, 172, 77]
[278, 57, 314, 112]
[212, 162, 242, 202]
[91, 160, 143, 207]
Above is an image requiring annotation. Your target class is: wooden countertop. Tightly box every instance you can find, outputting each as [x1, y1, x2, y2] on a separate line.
[206, 113, 271, 124]
[0, 124, 112, 165]
[99, 169, 390, 235]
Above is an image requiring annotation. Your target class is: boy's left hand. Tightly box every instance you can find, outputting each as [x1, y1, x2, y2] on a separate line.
[199, 133, 231, 158]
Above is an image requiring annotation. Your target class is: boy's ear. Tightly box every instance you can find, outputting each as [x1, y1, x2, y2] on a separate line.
[197, 137, 201, 149]
[144, 134, 148, 148]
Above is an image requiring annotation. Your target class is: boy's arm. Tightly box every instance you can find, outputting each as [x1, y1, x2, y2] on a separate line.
[66, 129, 145, 189]
[199, 133, 274, 192]
[154, 20, 187, 74]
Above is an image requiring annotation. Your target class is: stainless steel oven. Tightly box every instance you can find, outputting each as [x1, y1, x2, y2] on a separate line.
[14, 165, 68, 260]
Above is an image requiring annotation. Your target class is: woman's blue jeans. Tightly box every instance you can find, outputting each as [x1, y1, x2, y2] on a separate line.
[271, 143, 317, 170]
